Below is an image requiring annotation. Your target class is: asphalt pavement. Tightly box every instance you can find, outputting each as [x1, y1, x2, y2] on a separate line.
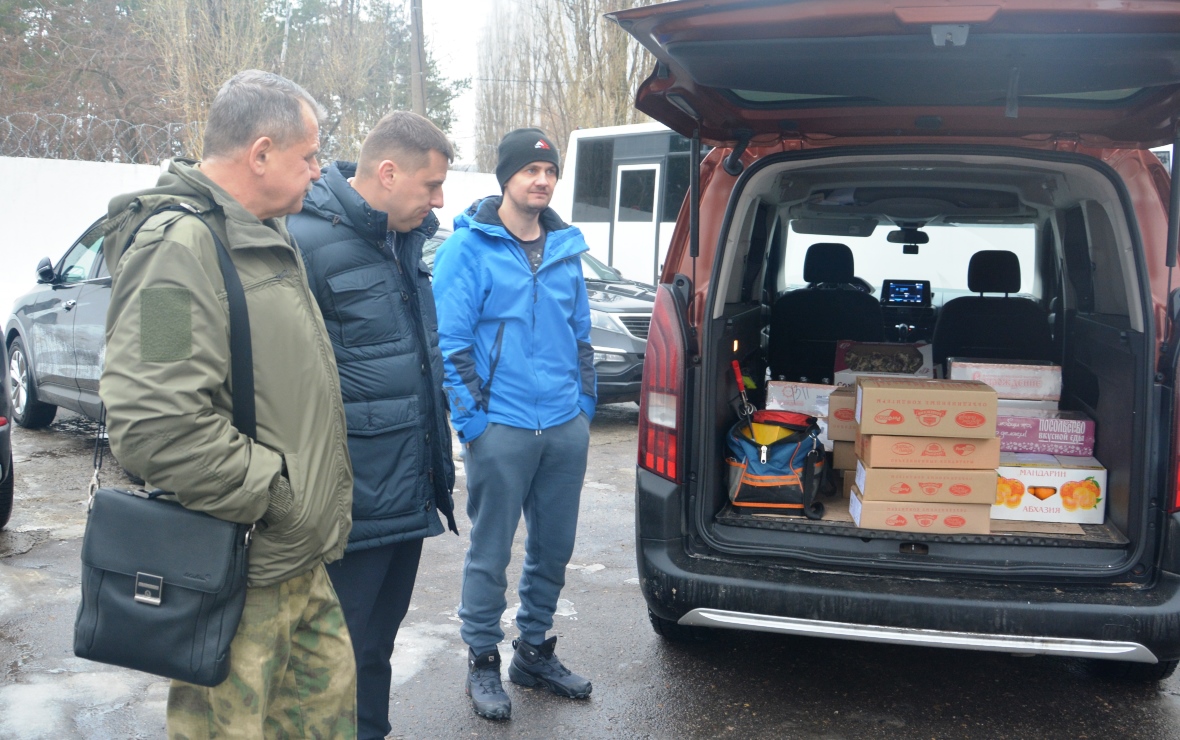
[2, 406, 1180, 739]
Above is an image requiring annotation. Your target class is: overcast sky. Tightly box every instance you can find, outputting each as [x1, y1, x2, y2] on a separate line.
[421, 0, 491, 166]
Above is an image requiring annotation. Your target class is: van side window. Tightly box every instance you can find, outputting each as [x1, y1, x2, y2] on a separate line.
[572, 139, 614, 222]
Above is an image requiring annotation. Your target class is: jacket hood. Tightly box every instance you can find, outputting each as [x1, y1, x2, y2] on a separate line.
[302, 161, 440, 243]
[102, 159, 214, 275]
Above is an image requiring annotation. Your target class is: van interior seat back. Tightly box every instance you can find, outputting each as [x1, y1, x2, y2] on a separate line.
[768, 242, 884, 383]
[932, 249, 1052, 368]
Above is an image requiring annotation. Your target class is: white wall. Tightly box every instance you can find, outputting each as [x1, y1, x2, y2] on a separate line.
[0, 157, 167, 316]
[436, 170, 499, 231]
[0, 157, 499, 315]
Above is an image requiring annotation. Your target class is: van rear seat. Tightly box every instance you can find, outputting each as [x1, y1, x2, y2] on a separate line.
[931, 250, 1051, 368]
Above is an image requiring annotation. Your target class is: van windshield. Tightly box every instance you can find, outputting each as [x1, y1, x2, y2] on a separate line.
[783, 223, 1038, 305]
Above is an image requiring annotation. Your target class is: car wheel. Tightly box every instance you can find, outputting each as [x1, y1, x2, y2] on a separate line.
[0, 461, 13, 530]
[648, 609, 712, 643]
[1087, 658, 1179, 683]
[8, 337, 57, 429]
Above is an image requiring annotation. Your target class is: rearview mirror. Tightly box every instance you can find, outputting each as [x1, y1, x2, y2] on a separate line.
[35, 257, 55, 283]
[887, 228, 929, 244]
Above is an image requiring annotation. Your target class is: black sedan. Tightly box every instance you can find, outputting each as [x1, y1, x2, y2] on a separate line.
[423, 228, 655, 405]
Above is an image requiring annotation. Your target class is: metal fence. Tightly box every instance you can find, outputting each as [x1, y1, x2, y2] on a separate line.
[0, 113, 197, 164]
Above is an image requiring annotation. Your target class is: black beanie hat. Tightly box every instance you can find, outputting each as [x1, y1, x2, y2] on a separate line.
[496, 127, 560, 188]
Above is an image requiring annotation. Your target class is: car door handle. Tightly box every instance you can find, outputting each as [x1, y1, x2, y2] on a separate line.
[63, 300, 76, 311]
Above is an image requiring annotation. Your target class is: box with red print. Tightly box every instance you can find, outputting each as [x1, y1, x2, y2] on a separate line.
[854, 378, 997, 438]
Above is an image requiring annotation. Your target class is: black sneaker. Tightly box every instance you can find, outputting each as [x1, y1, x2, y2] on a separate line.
[508, 637, 592, 699]
[466, 648, 511, 720]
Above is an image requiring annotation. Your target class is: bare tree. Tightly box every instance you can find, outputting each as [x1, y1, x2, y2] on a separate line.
[139, 0, 279, 158]
[474, 0, 654, 171]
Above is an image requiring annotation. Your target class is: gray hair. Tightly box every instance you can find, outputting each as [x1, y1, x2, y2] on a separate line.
[203, 70, 326, 158]
[358, 111, 454, 173]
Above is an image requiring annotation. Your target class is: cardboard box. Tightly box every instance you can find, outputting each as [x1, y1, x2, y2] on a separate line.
[841, 471, 855, 498]
[991, 453, 1107, 524]
[856, 433, 1000, 470]
[854, 460, 998, 504]
[833, 341, 933, 387]
[766, 381, 835, 416]
[827, 388, 858, 442]
[948, 358, 1062, 401]
[850, 487, 991, 534]
[855, 377, 998, 438]
[832, 441, 857, 471]
[996, 408, 1095, 456]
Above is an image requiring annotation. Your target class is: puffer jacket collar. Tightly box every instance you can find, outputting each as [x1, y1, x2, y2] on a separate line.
[302, 161, 440, 248]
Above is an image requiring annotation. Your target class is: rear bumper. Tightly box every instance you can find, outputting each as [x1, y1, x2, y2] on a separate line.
[637, 472, 1180, 663]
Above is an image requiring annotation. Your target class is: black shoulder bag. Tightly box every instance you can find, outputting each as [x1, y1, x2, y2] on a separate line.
[74, 206, 257, 687]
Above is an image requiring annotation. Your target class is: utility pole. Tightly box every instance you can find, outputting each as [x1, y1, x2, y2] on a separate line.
[410, 0, 427, 116]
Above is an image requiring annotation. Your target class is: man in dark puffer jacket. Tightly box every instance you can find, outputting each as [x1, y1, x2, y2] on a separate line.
[288, 111, 458, 740]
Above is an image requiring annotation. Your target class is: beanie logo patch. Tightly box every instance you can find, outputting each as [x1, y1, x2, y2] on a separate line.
[535, 140, 551, 149]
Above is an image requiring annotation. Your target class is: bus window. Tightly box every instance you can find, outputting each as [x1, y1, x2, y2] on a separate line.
[573, 138, 614, 222]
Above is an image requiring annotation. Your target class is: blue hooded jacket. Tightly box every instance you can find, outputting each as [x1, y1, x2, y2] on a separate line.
[433, 196, 595, 442]
[288, 161, 457, 551]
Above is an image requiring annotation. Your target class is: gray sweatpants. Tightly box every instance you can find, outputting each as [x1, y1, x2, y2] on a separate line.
[458, 413, 591, 654]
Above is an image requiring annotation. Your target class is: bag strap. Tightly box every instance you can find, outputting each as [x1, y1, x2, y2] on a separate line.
[91, 204, 256, 496]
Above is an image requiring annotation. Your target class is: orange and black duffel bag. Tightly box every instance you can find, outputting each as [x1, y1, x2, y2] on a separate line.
[726, 410, 825, 519]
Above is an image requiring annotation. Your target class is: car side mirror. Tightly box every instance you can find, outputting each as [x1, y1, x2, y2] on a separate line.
[609, 266, 623, 278]
[36, 257, 55, 283]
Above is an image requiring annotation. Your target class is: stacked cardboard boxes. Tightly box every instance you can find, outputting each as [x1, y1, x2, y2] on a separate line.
[849, 378, 999, 534]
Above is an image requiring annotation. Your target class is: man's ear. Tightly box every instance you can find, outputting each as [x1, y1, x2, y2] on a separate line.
[247, 136, 275, 176]
[378, 159, 400, 189]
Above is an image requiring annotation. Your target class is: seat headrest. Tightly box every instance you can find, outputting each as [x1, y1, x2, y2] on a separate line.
[968, 250, 1021, 294]
[803, 243, 855, 283]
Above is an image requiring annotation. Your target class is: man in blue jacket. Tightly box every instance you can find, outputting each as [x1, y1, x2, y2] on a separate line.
[287, 111, 458, 740]
[433, 127, 596, 721]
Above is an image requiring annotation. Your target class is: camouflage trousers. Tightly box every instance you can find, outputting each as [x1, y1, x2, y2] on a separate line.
[167, 563, 357, 739]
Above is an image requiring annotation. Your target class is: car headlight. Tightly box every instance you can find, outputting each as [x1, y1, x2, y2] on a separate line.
[590, 309, 627, 335]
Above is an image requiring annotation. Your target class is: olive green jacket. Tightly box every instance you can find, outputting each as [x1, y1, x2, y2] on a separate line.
[100, 160, 353, 587]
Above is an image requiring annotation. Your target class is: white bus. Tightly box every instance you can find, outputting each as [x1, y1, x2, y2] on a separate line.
[551, 122, 707, 285]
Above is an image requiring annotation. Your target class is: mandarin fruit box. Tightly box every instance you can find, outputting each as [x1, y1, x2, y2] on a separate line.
[991, 453, 1107, 524]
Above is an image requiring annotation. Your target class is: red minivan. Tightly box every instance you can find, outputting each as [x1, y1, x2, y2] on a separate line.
[612, 0, 1180, 681]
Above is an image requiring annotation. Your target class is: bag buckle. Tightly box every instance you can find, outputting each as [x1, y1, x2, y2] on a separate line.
[134, 572, 164, 606]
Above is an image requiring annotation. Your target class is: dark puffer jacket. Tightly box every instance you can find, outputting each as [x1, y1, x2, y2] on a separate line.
[289, 161, 457, 551]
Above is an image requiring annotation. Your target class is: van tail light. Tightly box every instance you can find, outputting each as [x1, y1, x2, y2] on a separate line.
[638, 285, 686, 483]
[0, 416, 6, 427]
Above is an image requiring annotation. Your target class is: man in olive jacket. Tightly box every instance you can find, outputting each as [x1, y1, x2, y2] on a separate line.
[100, 71, 356, 738]
[287, 111, 457, 740]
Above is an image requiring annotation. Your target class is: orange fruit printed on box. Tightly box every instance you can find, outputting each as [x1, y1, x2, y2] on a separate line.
[854, 460, 998, 504]
[990, 453, 1107, 524]
[855, 433, 1000, 470]
[850, 486, 991, 534]
[854, 377, 997, 438]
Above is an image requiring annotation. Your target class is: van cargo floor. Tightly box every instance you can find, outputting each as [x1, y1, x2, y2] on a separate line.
[715, 499, 1129, 548]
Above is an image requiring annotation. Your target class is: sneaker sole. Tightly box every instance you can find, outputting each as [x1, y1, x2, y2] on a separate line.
[508, 662, 592, 699]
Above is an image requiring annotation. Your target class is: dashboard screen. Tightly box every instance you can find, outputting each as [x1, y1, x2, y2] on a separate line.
[881, 279, 931, 306]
